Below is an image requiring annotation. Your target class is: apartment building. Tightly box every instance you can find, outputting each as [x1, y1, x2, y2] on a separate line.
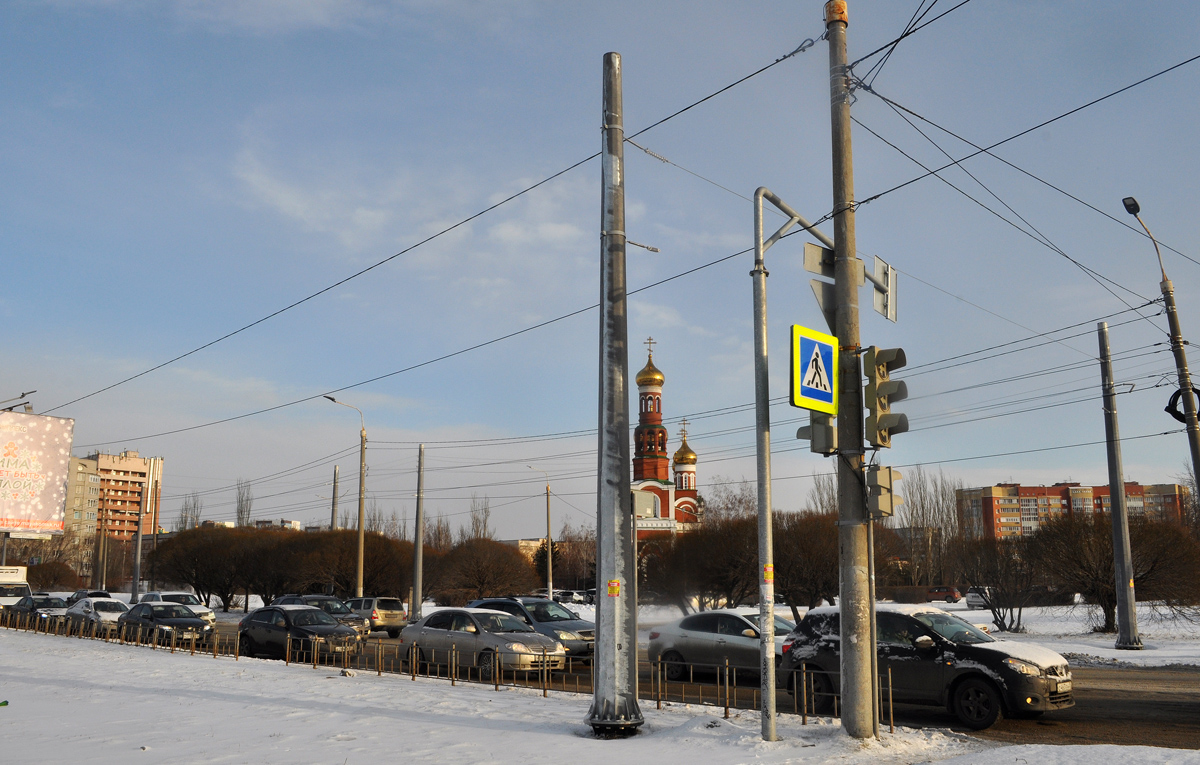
[957, 481, 1189, 539]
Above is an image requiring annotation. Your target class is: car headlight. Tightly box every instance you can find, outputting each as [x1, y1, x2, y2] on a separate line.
[554, 630, 579, 641]
[506, 642, 532, 654]
[159, 625, 173, 631]
[1004, 657, 1041, 676]
[203, 625, 213, 631]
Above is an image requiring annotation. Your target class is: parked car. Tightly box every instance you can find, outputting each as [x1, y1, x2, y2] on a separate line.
[139, 591, 217, 626]
[779, 603, 1073, 729]
[117, 602, 214, 646]
[66, 589, 111, 606]
[926, 586, 962, 603]
[270, 594, 369, 639]
[400, 607, 565, 679]
[0, 566, 33, 609]
[238, 605, 359, 659]
[648, 608, 796, 681]
[344, 596, 407, 638]
[965, 586, 993, 610]
[65, 597, 128, 631]
[466, 596, 595, 659]
[8, 595, 69, 625]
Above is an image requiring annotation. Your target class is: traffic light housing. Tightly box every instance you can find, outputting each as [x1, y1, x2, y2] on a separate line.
[863, 346, 908, 448]
[797, 412, 837, 455]
[866, 465, 903, 519]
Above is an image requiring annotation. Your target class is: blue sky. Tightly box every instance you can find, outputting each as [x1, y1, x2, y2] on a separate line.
[5, 1, 1200, 537]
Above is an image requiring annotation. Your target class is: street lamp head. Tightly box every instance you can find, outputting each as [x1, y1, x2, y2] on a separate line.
[1122, 197, 1141, 215]
[324, 395, 337, 403]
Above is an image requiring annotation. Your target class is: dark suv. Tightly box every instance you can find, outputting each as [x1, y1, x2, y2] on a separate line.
[270, 595, 369, 639]
[779, 604, 1073, 729]
[466, 597, 595, 659]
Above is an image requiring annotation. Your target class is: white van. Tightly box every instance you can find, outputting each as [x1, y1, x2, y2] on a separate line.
[0, 566, 33, 609]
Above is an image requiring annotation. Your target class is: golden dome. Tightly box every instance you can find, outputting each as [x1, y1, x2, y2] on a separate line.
[673, 436, 697, 466]
[636, 355, 665, 387]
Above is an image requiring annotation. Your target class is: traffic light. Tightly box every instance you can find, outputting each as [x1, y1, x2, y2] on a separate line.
[796, 412, 837, 455]
[866, 465, 903, 519]
[863, 346, 908, 448]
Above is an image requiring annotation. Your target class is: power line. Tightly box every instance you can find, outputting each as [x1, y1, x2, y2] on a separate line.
[45, 39, 823, 417]
[848, 0, 975, 73]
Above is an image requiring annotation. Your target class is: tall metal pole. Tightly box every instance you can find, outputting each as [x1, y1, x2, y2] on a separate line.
[411, 445, 425, 623]
[1098, 322, 1142, 649]
[751, 190, 778, 741]
[151, 480, 159, 591]
[1, 533, 7, 566]
[129, 486, 147, 604]
[331, 465, 340, 530]
[546, 482, 554, 599]
[356, 427, 367, 597]
[588, 51, 643, 737]
[826, 0, 873, 739]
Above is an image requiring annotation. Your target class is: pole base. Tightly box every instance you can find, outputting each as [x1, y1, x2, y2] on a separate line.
[587, 696, 644, 738]
[1115, 640, 1144, 650]
[589, 722, 642, 739]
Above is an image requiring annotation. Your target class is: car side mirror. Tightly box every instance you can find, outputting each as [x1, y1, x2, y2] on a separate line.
[914, 635, 935, 650]
[742, 628, 758, 639]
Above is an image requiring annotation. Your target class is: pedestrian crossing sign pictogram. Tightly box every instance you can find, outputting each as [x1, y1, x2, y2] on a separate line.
[791, 325, 838, 415]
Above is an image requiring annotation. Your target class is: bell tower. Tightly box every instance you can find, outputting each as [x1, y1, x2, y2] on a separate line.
[633, 338, 669, 483]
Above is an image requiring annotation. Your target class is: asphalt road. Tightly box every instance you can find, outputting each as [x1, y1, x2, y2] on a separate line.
[213, 621, 1200, 749]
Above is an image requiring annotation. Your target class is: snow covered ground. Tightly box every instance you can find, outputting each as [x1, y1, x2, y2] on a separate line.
[3, 628, 1200, 764]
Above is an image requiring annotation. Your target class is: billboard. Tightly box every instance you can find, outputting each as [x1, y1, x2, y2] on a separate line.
[0, 411, 75, 535]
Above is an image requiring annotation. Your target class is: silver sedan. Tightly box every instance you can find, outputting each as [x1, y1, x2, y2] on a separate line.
[400, 608, 565, 680]
[648, 608, 794, 681]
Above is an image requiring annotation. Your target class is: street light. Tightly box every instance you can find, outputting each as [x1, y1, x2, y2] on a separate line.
[1121, 197, 1200, 480]
[527, 465, 552, 600]
[326, 395, 367, 598]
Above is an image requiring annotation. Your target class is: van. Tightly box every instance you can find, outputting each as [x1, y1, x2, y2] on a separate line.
[0, 566, 33, 609]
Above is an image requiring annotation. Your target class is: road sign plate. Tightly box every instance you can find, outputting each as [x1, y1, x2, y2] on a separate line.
[791, 325, 838, 415]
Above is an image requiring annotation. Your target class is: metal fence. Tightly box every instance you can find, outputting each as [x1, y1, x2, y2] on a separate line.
[0, 609, 894, 731]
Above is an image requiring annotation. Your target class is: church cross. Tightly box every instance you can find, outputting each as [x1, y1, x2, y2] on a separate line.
[644, 336, 656, 357]
[678, 418, 689, 441]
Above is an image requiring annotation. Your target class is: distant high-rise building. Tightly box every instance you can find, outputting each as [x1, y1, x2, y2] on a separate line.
[956, 481, 1189, 539]
[64, 456, 100, 578]
[88, 450, 163, 541]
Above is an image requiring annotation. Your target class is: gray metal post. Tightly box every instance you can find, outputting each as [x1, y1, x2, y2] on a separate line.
[151, 480, 159, 591]
[546, 482, 553, 599]
[587, 51, 643, 737]
[411, 445, 425, 622]
[331, 465, 340, 530]
[1, 533, 7, 566]
[1125, 204, 1200, 484]
[751, 190, 778, 742]
[129, 487, 147, 604]
[1098, 322, 1142, 649]
[826, 1, 874, 739]
[356, 427, 366, 598]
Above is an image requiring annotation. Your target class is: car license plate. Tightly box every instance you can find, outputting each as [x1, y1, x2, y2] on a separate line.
[1056, 681, 1072, 693]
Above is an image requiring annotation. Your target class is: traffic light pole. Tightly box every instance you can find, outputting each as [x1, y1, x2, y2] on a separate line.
[826, 1, 874, 739]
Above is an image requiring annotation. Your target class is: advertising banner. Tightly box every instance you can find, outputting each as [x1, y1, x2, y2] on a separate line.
[0, 411, 75, 535]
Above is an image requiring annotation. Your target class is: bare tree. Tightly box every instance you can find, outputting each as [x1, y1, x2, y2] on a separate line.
[235, 478, 254, 527]
[365, 498, 386, 534]
[895, 466, 963, 586]
[175, 492, 203, 531]
[425, 513, 453, 552]
[434, 538, 536, 605]
[952, 536, 1039, 632]
[458, 494, 493, 543]
[803, 471, 838, 515]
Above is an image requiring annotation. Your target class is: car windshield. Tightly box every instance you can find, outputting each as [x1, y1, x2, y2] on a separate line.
[476, 613, 534, 633]
[94, 601, 128, 613]
[163, 594, 202, 606]
[34, 597, 67, 609]
[151, 604, 195, 619]
[316, 600, 352, 615]
[0, 585, 30, 598]
[913, 612, 994, 644]
[291, 610, 338, 627]
[526, 601, 575, 622]
[377, 599, 404, 611]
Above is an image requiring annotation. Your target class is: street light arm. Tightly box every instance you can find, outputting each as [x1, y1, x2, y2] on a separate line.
[1134, 213, 1167, 281]
[326, 396, 365, 431]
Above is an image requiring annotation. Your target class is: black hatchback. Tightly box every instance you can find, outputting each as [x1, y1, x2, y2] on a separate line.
[117, 602, 214, 646]
[779, 604, 1074, 729]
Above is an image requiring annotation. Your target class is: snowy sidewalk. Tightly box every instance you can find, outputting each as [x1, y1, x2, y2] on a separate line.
[1, 629, 1198, 764]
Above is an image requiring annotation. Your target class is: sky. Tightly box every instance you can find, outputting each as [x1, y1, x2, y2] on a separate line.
[5, 1, 1200, 539]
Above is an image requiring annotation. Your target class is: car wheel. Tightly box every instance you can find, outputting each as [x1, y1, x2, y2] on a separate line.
[478, 650, 495, 682]
[945, 596, 954, 603]
[809, 671, 835, 715]
[239, 635, 256, 658]
[953, 677, 1002, 730]
[662, 651, 686, 682]
[387, 629, 400, 639]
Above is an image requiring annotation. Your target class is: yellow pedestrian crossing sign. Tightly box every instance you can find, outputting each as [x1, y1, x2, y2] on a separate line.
[791, 325, 838, 415]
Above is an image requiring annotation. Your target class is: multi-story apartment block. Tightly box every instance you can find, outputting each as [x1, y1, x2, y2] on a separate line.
[87, 450, 164, 542]
[957, 481, 1189, 539]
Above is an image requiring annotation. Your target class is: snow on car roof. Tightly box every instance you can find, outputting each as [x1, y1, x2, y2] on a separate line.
[805, 603, 953, 617]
